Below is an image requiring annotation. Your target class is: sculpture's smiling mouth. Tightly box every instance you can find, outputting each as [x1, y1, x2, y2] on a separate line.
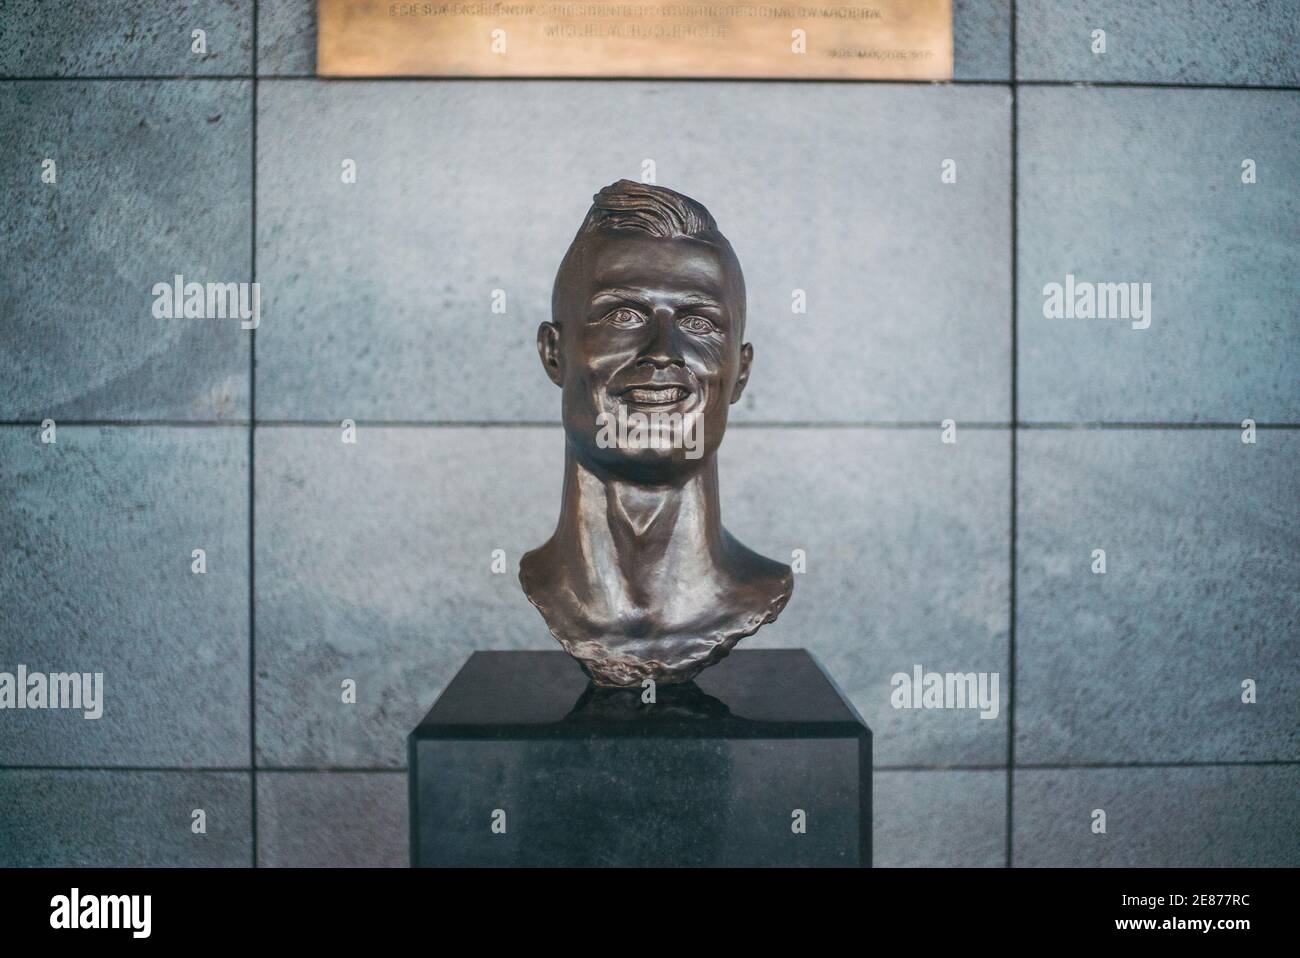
[620, 385, 691, 406]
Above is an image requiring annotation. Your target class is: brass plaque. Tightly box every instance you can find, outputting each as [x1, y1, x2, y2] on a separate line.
[317, 0, 952, 79]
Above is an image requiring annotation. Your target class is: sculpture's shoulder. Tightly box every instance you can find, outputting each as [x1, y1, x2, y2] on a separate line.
[518, 538, 559, 604]
[720, 529, 794, 619]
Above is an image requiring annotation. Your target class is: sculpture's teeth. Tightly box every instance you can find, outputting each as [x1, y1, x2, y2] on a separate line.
[627, 387, 688, 404]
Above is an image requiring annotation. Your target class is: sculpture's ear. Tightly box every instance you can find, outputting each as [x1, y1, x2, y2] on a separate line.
[537, 322, 564, 386]
[730, 342, 753, 403]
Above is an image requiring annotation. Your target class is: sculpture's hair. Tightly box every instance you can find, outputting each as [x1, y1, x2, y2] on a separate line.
[577, 179, 720, 239]
[554, 179, 744, 334]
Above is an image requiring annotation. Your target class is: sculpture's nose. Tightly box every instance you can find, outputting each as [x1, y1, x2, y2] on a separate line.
[636, 310, 686, 368]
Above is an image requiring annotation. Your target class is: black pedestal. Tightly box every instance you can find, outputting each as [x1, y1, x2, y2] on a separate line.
[409, 649, 871, 867]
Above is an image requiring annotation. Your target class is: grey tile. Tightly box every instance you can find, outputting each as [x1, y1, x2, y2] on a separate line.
[722, 427, 1010, 767]
[257, 0, 315, 76]
[0, 0, 253, 77]
[1014, 765, 1300, 867]
[0, 80, 252, 420]
[1016, 0, 1300, 86]
[0, 770, 251, 866]
[256, 82, 1010, 423]
[1017, 430, 1300, 764]
[1017, 88, 1300, 423]
[874, 769, 1005, 866]
[257, 772, 406, 866]
[954, 0, 1012, 81]
[254, 426, 563, 767]
[0, 426, 250, 766]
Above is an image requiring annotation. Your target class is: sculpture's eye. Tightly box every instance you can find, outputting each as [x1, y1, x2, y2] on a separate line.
[603, 307, 646, 329]
[679, 315, 718, 335]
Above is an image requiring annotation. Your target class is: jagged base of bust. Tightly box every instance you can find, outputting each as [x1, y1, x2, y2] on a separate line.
[540, 585, 793, 688]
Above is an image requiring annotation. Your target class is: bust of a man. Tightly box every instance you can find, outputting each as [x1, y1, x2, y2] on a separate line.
[520, 180, 792, 687]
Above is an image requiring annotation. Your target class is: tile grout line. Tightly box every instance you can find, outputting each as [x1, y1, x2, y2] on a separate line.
[4, 759, 1294, 774]
[2, 75, 1297, 92]
[248, 0, 259, 870]
[1006, 0, 1019, 871]
[2, 420, 1296, 430]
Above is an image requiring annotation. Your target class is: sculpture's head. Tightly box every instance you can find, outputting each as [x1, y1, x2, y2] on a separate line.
[539, 179, 752, 483]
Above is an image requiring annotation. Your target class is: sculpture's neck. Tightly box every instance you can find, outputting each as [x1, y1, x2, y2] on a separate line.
[555, 449, 725, 604]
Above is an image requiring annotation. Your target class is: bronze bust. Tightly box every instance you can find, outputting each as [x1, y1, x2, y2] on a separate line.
[520, 180, 793, 686]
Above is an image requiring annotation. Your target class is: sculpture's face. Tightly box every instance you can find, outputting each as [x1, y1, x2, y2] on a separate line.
[541, 230, 753, 481]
